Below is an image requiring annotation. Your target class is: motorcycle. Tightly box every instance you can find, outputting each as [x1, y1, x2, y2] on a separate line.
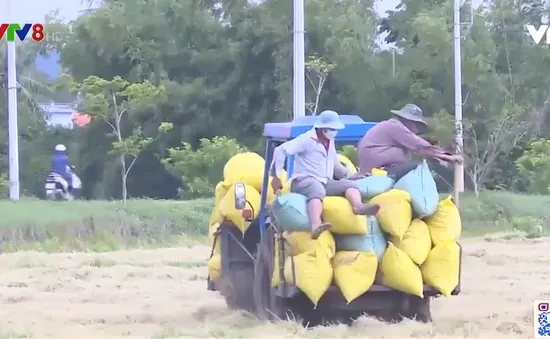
[44, 165, 82, 201]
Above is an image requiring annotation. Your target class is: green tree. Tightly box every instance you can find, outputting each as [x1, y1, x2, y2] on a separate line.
[305, 55, 335, 115]
[516, 139, 550, 194]
[64, 75, 171, 202]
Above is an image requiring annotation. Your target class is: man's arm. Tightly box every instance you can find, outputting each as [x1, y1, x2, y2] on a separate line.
[271, 135, 308, 178]
[333, 161, 349, 180]
[391, 123, 448, 159]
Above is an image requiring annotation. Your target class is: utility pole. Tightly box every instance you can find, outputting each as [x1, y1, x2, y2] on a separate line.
[292, 0, 305, 118]
[453, 0, 464, 204]
[6, 0, 20, 200]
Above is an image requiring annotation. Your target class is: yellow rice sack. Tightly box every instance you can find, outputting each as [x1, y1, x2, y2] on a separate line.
[322, 196, 367, 234]
[421, 241, 460, 297]
[424, 196, 462, 245]
[272, 231, 335, 287]
[283, 249, 333, 306]
[223, 152, 265, 191]
[338, 154, 358, 174]
[333, 251, 377, 303]
[218, 184, 261, 233]
[215, 181, 230, 206]
[379, 243, 423, 297]
[371, 168, 388, 176]
[285, 231, 335, 257]
[208, 181, 230, 226]
[208, 208, 222, 230]
[369, 189, 412, 239]
[391, 219, 431, 265]
[208, 254, 221, 281]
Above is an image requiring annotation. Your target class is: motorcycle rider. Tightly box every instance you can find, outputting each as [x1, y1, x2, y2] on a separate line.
[51, 144, 73, 192]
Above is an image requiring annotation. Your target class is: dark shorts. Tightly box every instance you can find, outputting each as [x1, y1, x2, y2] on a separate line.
[290, 177, 358, 201]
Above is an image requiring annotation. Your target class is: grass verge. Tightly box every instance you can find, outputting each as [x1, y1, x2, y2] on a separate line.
[0, 191, 548, 252]
[0, 198, 211, 252]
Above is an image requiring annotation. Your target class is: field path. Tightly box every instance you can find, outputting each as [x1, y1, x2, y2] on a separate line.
[0, 237, 547, 338]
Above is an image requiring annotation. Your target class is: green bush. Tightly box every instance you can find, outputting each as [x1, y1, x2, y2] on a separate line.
[339, 145, 358, 164]
[162, 136, 247, 198]
[516, 139, 550, 194]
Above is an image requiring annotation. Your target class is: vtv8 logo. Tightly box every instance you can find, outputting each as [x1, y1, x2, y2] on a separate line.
[0, 23, 44, 42]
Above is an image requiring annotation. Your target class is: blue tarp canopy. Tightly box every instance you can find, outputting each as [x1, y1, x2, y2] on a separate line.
[263, 115, 377, 142]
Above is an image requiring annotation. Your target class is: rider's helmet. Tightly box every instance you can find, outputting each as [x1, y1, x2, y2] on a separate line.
[54, 144, 67, 152]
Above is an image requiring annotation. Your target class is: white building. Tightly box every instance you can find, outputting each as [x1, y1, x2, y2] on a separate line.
[39, 102, 75, 129]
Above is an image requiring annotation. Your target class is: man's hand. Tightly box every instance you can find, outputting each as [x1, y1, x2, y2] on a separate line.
[450, 154, 463, 164]
[348, 173, 366, 180]
[437, 154, 462, 166]
[271, 176, 283, 193]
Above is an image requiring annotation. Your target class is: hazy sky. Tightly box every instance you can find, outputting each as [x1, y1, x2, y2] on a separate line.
[1, 0, 88, 23]
[2, 0, 403, 23]
[2, 0, 486, 25]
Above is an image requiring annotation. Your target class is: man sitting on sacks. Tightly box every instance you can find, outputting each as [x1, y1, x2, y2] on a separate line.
[270, 110, 380, 239]
[357, 104, 462, 180]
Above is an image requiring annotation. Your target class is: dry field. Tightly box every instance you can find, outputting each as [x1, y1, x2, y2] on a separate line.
[0, 236, 547, 339]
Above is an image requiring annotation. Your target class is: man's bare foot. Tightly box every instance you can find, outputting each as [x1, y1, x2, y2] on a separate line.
[311, 223, 331, 239]
[352, 203, 380, 216]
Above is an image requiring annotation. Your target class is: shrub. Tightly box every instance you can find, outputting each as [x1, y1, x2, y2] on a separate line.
[515, 139, 550, 194]
[162, 137, 247, 198]
[339, 145, 358, 164]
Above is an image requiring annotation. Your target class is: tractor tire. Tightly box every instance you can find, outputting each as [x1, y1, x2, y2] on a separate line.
[253, 229, 284, 320]
[219, 267, 255, 312]
[409, 296, 432, 323]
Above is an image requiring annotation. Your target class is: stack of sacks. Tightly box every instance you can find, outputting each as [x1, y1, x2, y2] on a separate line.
[421, 196, 462, 296]
[271, 231, 335, 306]
[324, 167, 402, 303]
[270, 165, 395, 304]
[371, 160, 436, 298]
[333, 217, 386, 303]
[207, 152, 289, 280]
[270, 194, 334, 305]
[270, 158, 462, 300]
[207, 182, 229, 281]
[372, 160, 461, 298]
[330, 171, 394, 303]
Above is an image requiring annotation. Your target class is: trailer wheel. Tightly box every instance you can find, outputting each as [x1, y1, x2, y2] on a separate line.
[253, 229, 284, 320]
[217, 224, 256, 312]
[218, 268, 254, 312]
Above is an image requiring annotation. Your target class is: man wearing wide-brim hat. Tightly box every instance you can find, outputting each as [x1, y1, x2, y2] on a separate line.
[271, 110, 380, 239]
[357, 104, 462, 176]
